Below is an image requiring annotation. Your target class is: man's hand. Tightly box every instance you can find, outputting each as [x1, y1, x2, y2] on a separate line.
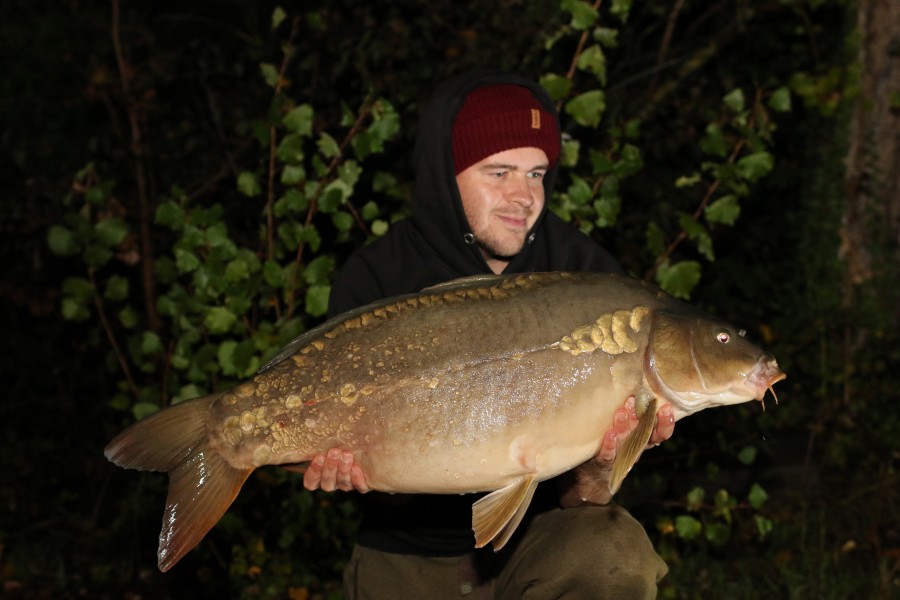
[303, 447, 370, 493]
[559, 396, 675, 507]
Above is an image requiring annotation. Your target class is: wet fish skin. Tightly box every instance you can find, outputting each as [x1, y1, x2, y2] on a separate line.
[104, 271, 785, 571]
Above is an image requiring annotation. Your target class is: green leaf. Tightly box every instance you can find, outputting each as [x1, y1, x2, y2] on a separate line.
[371, 219, 389, 236]
[132, 401, 159, 421]
[276, 133, 306, 165]
[305, 284, 331, 317]
[656, 260, 701, 299]
[104, 275, 129, 301]
[118, 306, 138, 328]
[263, 260, 285, 287]
[332, 211, 354, 232]
[577, 44, 606, 83]
[736, 152, 774, 182]
[156, 201, 185, 230]
[565, 90, 606, 128]
[768, 86, 792, 112]
[562, 0, 599, 29]
[95, 218, 128, 247]
[645, 222, 665, 257]
[748, 483, 768, 509]
[723, 88, 746, 113]
[754, 515, 773, 538]
[224, 257, 250, 283]
[141, 331, 163, 355]
[271, 6, 286, 29]
[566, 175, 593, 206]
[83, 245, 113, 268]
[303, 255, 334, 285]
[539, 74, 572, 102]
[686, 487, 705, 511]
[590, 151, 615, 175]
[705, 195, 741, 225]
[237, 171, 261, 198]
[175, 248, 201, 273]
[205, 306, 237, 334]
[700, 124, 729, 157]
[47, 225, 78, 255]
[280, 164, 306, 186]
[704, 522, 731, 545]
[317, 132, 341, 159]
[259, 62, 279, 88]
[593, 196, 620, 228]
[675, 173, 701, 188]
[361, 201, 379, 221]
[610, 0, 632, 21]
[613, 144, 643, 178]
[675, 515, 702, 540]
[737, 445, 757, 465]
[283, 105, 313, 136]
[561, 138, 580, 168]
[61, 297, 90, 321]
[218, 340, 239, 376]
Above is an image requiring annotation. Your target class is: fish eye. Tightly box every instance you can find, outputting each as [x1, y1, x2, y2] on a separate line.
[716, 331, 731, 343]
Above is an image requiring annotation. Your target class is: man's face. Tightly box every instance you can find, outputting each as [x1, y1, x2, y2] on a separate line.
[456, 146, 549, 273]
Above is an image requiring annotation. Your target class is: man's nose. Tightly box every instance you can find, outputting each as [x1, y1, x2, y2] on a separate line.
[506, 174, 535, 207]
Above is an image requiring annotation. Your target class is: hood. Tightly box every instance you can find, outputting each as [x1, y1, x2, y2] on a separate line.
[410, 69, 561, 276]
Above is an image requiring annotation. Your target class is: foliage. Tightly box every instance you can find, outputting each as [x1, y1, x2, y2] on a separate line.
[3, 0, 897, 598]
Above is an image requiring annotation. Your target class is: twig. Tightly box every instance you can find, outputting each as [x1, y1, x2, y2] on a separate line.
[89, 268, 140, 400]
[284, 95, 377, 319]
[648, 0, 687, 94]
[111, 0, 160, 333]
[558, 0, 604, 112]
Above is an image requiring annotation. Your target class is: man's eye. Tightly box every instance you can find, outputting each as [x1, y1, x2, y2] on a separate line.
[528, 171, 545, 179]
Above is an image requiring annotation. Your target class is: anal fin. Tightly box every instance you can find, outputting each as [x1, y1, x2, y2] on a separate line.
[472, 474, 538, 551]
[608, 396, 658, 494]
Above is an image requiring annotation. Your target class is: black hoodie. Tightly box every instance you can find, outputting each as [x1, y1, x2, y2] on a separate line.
[327, 70, 621, 555]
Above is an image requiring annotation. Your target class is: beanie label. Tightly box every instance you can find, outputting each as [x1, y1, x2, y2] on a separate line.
[531, 109, 540, 129]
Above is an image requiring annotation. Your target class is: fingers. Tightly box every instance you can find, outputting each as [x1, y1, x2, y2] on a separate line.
[649, 404, 675, 446]
[302, 448, 369, 493]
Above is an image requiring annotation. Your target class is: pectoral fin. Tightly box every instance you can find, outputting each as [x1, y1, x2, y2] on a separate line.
[472, 474, 538, 551]
[608, 395, 658, 494]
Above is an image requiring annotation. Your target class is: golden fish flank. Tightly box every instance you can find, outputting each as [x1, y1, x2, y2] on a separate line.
[557, 306, 650, 356]
[104, 271, 786, 573]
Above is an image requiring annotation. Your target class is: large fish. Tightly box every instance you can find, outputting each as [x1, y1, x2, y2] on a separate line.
[105, 272, 785, 571]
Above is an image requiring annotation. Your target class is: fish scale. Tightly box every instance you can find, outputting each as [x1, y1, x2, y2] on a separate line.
[105, 271, 785, 571]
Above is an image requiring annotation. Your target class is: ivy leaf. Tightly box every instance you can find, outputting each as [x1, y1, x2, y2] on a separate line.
[95, 218, 128, 247]
[736, 152, 774, 182]
[705, 522, 731, 546]
[332, 211, 354, 232]
[237, 171, 261, 198]
[768, 86, 792, 112]
[47, 225, 78, 255]
[132, 402, 159, 421]
[737, 445, 757, 465]
[565, 90, 606, 128]
[305, 284, 331, 317]
[577, 44, 606, 84]
[562, 0, 599, 30]
[705, 195, 741, 225]
[723, 88, 746, 113]
[566, 175, 592, 206]
[645, 222, 666, 257]
[271, 6, 286, 29]
[263, 260, 285, 288]
[700, 124, 728, 157]
[175, 248, 201, 273]
[205, 306, 237, 334]
[141, 331, 163, 355]
[104, 275, 129, 301]
[675, 173, 702, 188]
[755, 515, 774, 538]
[371, 219, 389, 236]
[303, 255, 335, 285]
[317, 132, 341, 159]
[259, 63, 279, 88]
[656, 260, 701, 299]
[686, 487, 705, 511]
[748, 483, 769, 509]
[280, 164, 306, 186]
[276, 133, 305, 165]
[539, 74, 571, 102]
[675, 515, 702, 540]
[156, 201, 185, 230]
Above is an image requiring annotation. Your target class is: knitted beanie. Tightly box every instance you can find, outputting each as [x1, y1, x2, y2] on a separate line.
[452, 84, 560, 175]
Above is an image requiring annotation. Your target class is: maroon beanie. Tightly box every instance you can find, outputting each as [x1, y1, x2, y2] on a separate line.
[452, 84, 560, 175]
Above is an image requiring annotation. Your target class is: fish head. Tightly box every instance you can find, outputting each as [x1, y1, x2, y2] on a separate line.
[645, 310, 786, 419]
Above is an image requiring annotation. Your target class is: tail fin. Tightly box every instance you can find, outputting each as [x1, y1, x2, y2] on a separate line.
[104, 395, 253, 572]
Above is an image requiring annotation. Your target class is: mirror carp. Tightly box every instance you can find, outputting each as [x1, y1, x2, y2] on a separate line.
[105, 271, 785, 571]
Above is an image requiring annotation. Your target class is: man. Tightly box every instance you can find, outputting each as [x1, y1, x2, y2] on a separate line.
[305, 70, 673, 599]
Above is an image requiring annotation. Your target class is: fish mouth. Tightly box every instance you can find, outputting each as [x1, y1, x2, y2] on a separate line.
[747, 356, 786, 408]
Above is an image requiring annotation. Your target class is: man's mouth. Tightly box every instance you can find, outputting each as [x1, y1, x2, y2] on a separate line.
[494, 213, 529, 229]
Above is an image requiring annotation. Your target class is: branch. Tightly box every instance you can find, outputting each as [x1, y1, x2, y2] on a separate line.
[111, 0, 160, 332]
[89, 268, 140, 400]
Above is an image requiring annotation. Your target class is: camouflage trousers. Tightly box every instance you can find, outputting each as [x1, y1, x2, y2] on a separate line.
[342, 504, 667, 600]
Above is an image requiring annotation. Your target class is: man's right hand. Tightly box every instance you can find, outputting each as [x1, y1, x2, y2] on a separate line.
[303, 447, 370, 493]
